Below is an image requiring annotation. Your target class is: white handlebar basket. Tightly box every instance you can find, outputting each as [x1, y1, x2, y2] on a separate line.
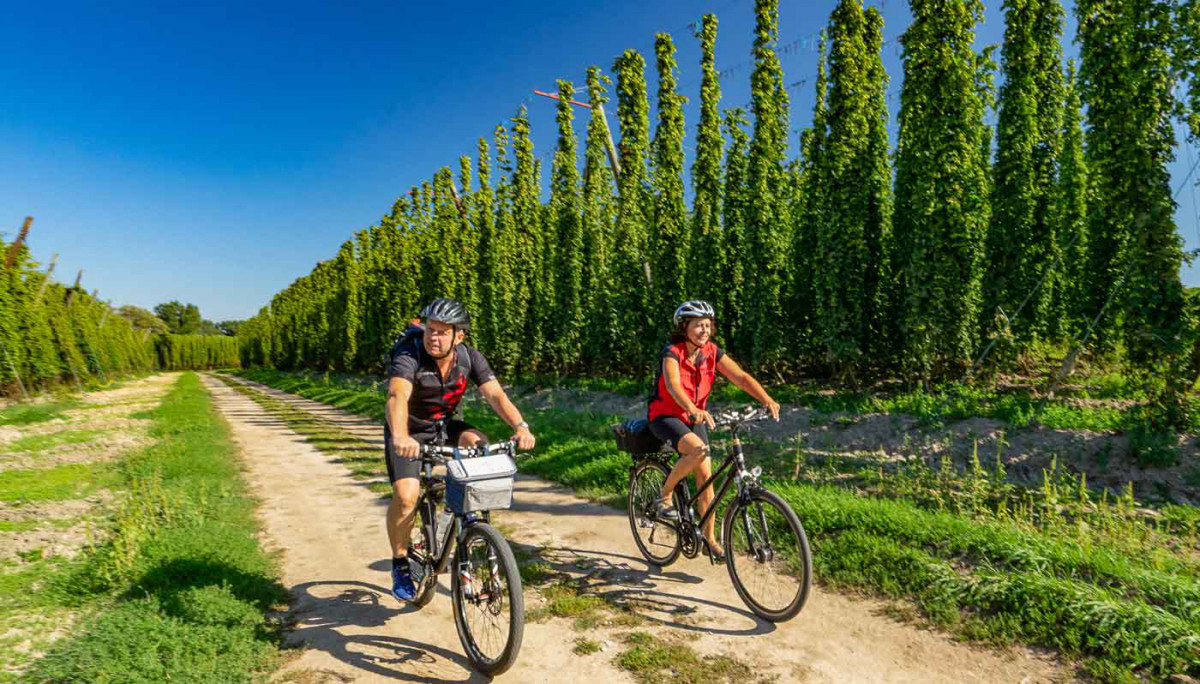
[445, 453, 518, 514]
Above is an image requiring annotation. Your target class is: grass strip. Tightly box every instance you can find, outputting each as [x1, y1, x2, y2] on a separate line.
[0, 400, 78, 426]
[18, 372, 287, 684]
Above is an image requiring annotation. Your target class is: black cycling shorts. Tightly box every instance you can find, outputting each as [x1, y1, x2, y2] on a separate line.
[384, 419, 478, 483]
[648, 416, 710, 451]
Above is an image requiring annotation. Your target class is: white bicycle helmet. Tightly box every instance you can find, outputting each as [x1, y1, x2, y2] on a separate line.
[673, 300, 716, 328]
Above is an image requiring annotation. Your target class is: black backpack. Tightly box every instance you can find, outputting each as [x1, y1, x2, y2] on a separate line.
[612, 418, 668, 455]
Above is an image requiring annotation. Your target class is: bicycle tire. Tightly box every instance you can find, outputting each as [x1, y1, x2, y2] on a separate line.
[409, 503, 439, 608]
[451, 522, 524, 676]
[722, 488, 811, 622]
[627, 460, 683, 567]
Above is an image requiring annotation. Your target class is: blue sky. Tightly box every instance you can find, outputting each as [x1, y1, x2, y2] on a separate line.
[2, 0, 1198, 321]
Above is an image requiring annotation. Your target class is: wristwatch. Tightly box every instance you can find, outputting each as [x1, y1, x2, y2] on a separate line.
[515, 421, 530, 430]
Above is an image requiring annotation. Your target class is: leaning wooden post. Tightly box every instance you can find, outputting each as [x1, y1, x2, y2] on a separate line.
[4, 217, 32, 269]
[35, 254, 58, 302]
[534, 89, 622, 193]
[595, 102, 622, 183]
[0, 339, 29, 401]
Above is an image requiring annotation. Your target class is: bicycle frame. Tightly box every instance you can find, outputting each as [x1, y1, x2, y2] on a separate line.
[411, 422, 493, 581]
[654, 423, 757, 541]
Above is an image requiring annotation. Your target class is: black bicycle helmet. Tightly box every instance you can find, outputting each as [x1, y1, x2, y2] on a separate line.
[673, 300, 716, 328]
[420, 298, 471, 329]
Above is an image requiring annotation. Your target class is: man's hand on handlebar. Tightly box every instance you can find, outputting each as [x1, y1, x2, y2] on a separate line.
[514, 425, 536, 451]
[394, 434, 420, 459]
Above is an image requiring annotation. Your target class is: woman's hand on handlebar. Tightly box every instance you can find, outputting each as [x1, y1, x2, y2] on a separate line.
[690, 409, 716, 429]
[764, 399, 781, 422]
[394, 435, 420, 459]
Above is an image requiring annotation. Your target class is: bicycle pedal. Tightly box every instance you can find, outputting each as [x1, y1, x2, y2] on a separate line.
[409, 558, 428, 584]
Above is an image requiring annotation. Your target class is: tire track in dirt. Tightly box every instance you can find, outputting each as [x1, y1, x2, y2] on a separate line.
[204, 374, 1074, 683]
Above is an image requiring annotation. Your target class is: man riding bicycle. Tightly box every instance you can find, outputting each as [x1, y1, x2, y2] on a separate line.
[385, 297, 535, 602]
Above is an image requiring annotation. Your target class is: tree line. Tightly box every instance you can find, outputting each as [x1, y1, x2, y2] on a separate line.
[238, 0, 1200, 420]
[0, 230, 241, 395]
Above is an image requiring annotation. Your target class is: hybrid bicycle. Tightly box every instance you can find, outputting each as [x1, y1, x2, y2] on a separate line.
[618, 406, 812, 622]
[405, 426, 524, 676]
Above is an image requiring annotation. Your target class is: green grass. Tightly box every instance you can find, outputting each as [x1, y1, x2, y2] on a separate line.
[616, 631, 758, 684]
[573, 637, 602, 655]
[0, 428, 106, 454]
[240, 367, 1200, 682]
[0, 462, 118, 503]
[0, 400, 77, 426]
[6, 373, 288, 683]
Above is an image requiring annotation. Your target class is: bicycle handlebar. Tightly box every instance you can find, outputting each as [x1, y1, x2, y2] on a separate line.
[711, 406, 773, 428]
[419, 439, 520, 462]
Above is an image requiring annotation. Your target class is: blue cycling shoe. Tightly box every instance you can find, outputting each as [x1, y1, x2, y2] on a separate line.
[391, 557, 416, 602]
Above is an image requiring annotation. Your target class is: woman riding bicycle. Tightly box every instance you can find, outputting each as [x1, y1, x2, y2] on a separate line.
[649, 300, 780, 559]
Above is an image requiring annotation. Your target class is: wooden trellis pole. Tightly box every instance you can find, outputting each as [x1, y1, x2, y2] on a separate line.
[35, 254, 58, 302]
[533, 89, 622, 189]
[4, 217, 32, 269]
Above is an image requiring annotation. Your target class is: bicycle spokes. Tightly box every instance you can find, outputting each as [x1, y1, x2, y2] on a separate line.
[728, 496, 807, 618]
[457, 532, 513, 663]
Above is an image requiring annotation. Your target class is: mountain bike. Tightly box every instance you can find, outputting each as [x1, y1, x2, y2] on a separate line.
[618, 406, 812, 622]
[405, 426, 524, 676]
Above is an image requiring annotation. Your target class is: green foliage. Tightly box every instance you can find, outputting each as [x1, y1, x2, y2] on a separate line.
[720, 108, 752, 358]
[892, 0, 991, 381]
[612, 49, 654, 368]
[1056, 60, 1089, 339]
[0, 238, 154, 396]
[744, 0, 793, 367]
[551, 79, 585, 368]
[650, 33, 689, 326]
[118, 306, 169, 336]
[152, 301, 204, 336]
[984, 0, 1065, 348]
[1078, 0, 1192, 425]
[224, 0, 1195, 403]
[581, 67, 619, 366]
[511, 108, 544, 371]
[153, 335, 240, 371]
[690, 15, 724, 305]
[815, 0, 893, 370]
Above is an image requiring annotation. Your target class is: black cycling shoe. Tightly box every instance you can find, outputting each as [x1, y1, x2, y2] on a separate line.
[704, 543, 726, 563]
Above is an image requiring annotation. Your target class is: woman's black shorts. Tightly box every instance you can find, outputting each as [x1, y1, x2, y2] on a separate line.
[384, 419, 478, 483]
[648, 416, 710, 451]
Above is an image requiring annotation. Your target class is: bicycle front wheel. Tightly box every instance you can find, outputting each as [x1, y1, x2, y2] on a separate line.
[409, 503, 440, 608]
[723, 488, 811, 622]
[451, 522, 524, 676]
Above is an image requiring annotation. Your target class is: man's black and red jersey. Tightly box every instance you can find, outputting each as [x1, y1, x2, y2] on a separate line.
[647, 340, 725, 424]
[386, 325, 496, 432]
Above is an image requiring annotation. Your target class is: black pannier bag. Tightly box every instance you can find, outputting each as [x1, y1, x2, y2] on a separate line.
[611, 418, 668, 455]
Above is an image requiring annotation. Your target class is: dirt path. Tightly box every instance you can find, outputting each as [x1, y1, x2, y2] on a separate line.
[203, 375, 1074, 683]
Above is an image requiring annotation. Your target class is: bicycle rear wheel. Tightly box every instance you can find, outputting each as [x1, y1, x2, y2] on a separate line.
[451, 522, 524, 676]
[723, 488, 811, 622]
[627, 460, 682, 567]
